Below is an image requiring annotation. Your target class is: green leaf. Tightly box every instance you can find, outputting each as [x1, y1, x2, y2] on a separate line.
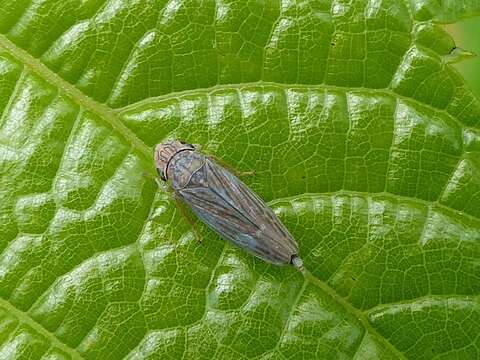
[0, 1, 479, 359]
[407, 0, 480, 23]
[448, 17, 480, 96]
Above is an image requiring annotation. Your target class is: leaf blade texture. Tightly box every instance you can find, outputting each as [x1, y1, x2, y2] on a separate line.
[0, 1, 479, 359]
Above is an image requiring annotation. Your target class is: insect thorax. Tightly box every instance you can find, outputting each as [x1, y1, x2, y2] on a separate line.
[168, 151, 207, 189]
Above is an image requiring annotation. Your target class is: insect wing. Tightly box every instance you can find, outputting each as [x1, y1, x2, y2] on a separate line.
[177, 158, 298, 265]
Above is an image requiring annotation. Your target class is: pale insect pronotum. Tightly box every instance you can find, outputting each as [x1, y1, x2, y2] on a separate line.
[154, 140, 304, 271]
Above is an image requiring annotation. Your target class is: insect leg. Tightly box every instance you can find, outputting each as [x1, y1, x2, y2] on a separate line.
[173, 193, 203, 244]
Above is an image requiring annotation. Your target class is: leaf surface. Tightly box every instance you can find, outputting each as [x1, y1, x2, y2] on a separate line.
[0, 1, 479, 359]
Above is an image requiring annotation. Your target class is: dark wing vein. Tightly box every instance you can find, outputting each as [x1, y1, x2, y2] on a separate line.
[204, 159, 268, 224]
[177, 158, 297, 264]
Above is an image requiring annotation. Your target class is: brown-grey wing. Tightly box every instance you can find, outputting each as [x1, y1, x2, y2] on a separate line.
[177, 158, 298, 265]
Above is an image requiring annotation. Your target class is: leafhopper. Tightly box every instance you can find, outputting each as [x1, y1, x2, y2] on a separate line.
[155, 140, 303, 270]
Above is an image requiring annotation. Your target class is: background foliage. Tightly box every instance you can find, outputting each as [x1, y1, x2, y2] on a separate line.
[0, 0, 479, 359]
[449, 17, 480, 96]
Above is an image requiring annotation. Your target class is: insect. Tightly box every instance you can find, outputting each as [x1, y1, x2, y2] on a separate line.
[154, 140, 304, 271]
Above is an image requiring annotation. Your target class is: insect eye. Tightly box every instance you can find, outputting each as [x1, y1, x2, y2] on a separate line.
[157, 167, 167, 181]
[178, 140, 194, 148]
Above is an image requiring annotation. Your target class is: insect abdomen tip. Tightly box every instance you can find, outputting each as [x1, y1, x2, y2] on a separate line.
[291, 255, 304, 271]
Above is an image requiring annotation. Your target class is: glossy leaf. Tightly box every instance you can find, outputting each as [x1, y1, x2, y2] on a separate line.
[0, 1, 479, 359]
[407, 0, 480, 22]
[449, 17, 480, 96]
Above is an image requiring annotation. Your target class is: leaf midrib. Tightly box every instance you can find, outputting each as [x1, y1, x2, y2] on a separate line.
[303, 271, 408, 360]
[0, 298, 84, 359]
[0, 34, 153, 166]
